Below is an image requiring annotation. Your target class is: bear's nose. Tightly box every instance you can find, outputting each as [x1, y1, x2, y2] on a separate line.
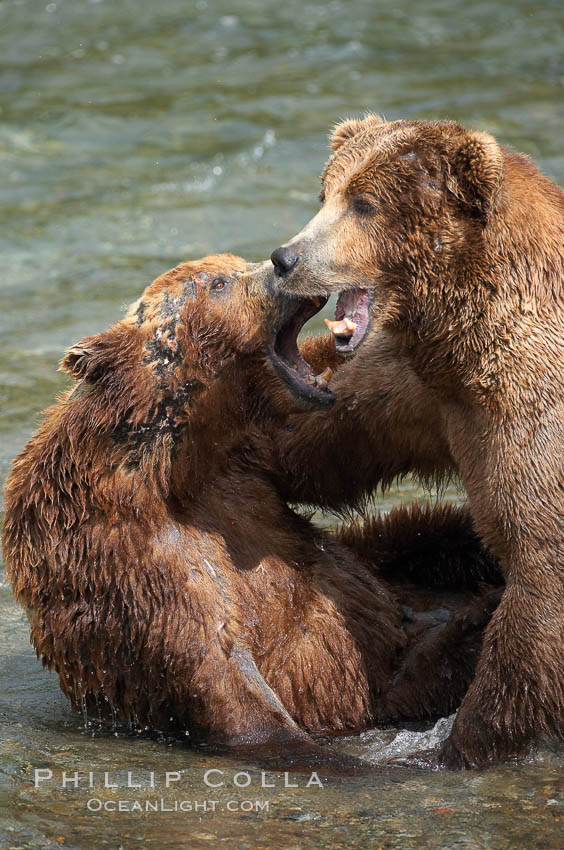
[271, 246, 300, 277]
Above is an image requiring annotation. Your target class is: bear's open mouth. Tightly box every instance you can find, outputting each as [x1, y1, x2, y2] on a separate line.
[324, 289, 371, 354]
[268, 295, 334, 407]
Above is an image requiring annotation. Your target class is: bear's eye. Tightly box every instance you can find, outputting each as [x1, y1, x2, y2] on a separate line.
[351, 195, 377, 216]
[318, 187, 326, 204]
[211, 278, 227, 292]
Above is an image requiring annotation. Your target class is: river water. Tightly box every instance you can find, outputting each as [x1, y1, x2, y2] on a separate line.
[1, 1, 563, 847]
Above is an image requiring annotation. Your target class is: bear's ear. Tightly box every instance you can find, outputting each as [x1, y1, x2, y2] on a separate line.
[330, 114, 384, 151]
[330, 118, 365, 151]
[61, 329, 121, 382]
[449, 129, 503, 218]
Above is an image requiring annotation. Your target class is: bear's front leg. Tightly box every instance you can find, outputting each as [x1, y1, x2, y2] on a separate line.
[271, 337, 455, 512]
[439, 570, 564, 767]
[388, 555, 562, 770]
[436, 416, 564, 768]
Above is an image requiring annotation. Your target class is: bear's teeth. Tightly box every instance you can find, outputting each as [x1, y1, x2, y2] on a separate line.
[324, 318, 355, 336]
[306, 370, 332, 388]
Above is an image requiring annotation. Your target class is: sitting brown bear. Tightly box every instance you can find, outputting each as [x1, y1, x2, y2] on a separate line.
[2, 253, 499, 769]
[265, 115, 564, 768]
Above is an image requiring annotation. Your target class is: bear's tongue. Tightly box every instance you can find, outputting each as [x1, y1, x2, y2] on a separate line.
[325, 288, 371, 354]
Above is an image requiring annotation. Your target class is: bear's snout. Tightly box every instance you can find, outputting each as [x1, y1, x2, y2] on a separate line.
[270, 245, 300, 277]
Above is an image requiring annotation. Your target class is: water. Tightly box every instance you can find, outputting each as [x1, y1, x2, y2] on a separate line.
[1, 0, 563, 847]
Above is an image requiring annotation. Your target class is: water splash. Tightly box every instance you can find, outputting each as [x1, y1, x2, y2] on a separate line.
[80, 695, 88, 730]
[343, 714, 456, 764]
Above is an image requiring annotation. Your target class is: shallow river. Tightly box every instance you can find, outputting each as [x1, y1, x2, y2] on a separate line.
[1, 1, 563, 847]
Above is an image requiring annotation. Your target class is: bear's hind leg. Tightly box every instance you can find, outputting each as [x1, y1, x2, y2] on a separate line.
[377, 586, 502, 724]
[185, 629, 373, 774]
[335, 502, 502, 591]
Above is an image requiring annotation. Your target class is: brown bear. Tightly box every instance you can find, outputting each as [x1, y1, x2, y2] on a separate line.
[1, 252, 500, 770]
[264, 116, 564, 769]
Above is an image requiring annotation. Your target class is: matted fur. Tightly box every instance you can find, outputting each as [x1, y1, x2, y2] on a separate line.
[3, 253, 499, 769]
[266, 117, 564, 768]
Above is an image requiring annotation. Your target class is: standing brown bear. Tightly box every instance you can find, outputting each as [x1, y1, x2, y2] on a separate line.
[1, 252, 499, 770]
[264, 116, 564, 768]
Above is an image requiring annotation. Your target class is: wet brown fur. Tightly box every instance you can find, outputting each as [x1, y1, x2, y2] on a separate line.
[3, 253, 500, 767]
[267, 116, 564, 767]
